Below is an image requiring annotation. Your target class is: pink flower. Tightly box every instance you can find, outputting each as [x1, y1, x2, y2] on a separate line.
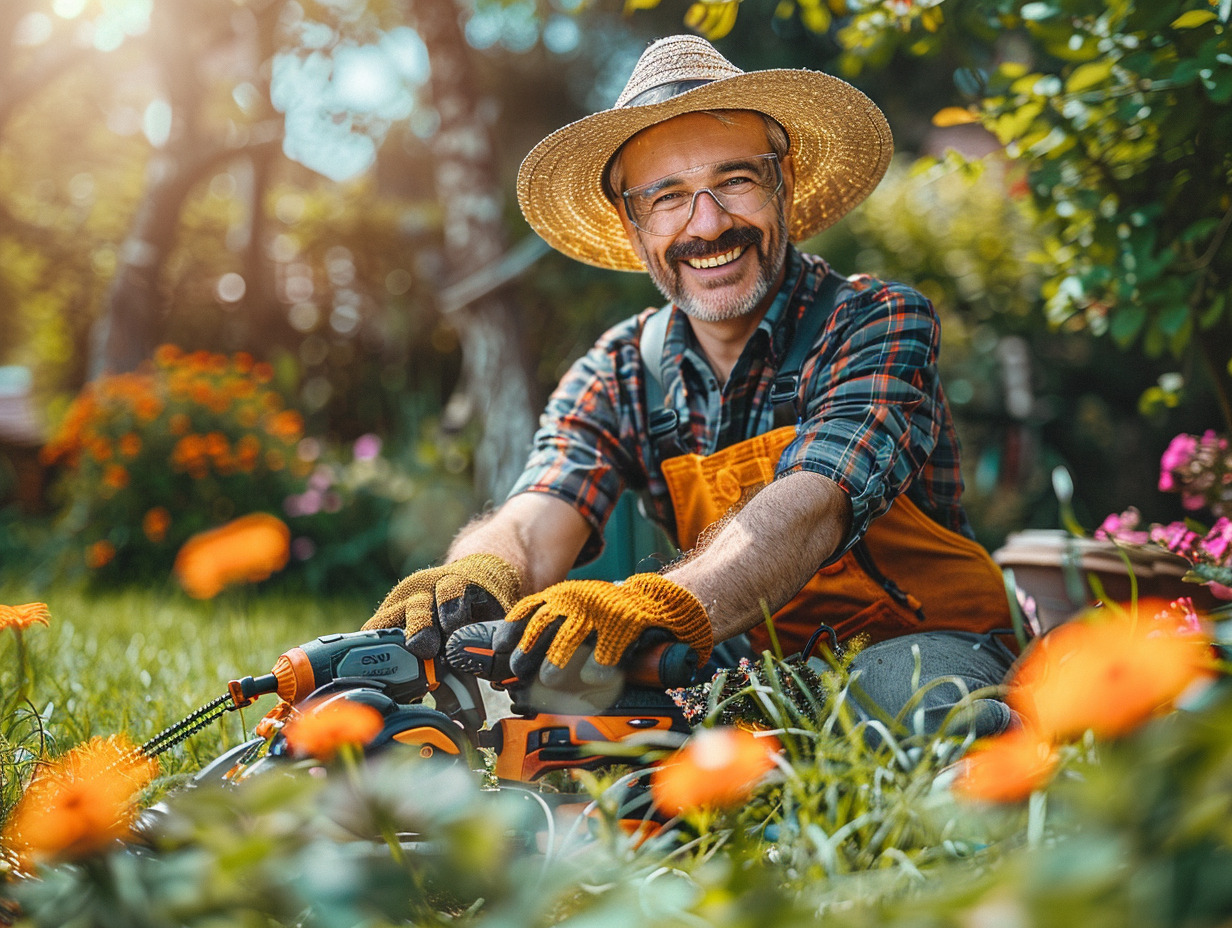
[1096, 508, 1151, 545]
[1202, 517, 1232, 561]
[1160, 433, 1198, 490]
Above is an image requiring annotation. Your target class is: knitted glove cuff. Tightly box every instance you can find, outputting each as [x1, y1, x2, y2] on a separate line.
[622, 573, 713, 659]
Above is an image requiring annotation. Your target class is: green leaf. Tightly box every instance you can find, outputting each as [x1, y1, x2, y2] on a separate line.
[1169, 314, 1193, 357]
[1181, 217, 1222, 243]
[1200, 293, 1226, 329]
[1066, 60, 1114, 93]
[1110, 304, 1147, 347]
[1156, 303, 1190, 336]
[1204, 69, 1232, 103]
[1172, 9, 1219, 28]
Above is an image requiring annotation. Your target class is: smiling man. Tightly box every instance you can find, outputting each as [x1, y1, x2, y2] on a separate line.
[364, 36, 1020, 736]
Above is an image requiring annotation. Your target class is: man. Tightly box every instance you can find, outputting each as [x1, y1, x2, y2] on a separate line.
[364, 35, 1019, 736]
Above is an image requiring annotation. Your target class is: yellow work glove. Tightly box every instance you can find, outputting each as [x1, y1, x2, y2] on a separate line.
[491, 573, 713, 691]
[362, 553, 522, 659]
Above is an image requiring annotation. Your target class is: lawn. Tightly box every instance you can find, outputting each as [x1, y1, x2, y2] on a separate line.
[4, 579, 1232, 928]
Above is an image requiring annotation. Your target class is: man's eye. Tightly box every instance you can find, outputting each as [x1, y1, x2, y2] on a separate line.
[720, 176, 755, 190]
[650, 191, 686, 209]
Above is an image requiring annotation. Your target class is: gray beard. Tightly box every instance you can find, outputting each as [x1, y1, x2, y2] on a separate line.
[645, 210, 789, 323]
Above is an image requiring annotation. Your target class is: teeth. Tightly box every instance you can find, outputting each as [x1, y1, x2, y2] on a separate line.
[686, 246, 744, 269]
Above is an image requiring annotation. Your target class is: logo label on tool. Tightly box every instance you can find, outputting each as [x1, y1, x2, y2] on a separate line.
[337, 645, 419, 684]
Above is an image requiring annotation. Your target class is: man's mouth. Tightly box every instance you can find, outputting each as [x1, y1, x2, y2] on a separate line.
[685, 246, 745, 270]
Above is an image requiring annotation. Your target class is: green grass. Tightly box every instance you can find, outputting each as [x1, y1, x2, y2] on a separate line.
[1, 577, 375, 779]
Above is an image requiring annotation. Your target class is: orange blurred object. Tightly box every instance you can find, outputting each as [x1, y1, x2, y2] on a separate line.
[1009, 600, 1214, 742]
[651, 726, 780, 816]
[173, 512, 291, 599]
[1, 735, 159, 870]
[953, 727, 1058, 803]
[282, 699, 384, 761]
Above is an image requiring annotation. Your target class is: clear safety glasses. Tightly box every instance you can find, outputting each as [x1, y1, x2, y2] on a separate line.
[620, 152, 783, 237]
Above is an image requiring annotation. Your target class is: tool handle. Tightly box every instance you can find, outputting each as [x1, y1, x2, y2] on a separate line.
[446, 622, 699, 689]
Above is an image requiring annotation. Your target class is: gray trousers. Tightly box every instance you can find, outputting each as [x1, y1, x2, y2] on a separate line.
[844, 629, 1019, 739]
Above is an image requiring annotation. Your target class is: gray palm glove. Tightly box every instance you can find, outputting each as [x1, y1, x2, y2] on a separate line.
[361, 553, 522, 659]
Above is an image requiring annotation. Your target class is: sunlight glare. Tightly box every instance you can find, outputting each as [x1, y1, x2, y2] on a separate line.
[52, 0, 88, 19]
[14, 13, 53, 46]
[143, 99, 172, 148]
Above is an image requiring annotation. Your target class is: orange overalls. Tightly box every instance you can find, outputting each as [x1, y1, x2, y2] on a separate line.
[638, 272, 1013, 658]
[657, 425, 1014, 656]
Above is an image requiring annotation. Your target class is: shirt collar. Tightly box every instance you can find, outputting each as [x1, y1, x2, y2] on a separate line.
[662, 245, 805, 381]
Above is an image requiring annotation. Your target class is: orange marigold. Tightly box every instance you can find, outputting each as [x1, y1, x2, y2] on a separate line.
[282, 698, 385, 761]
[85, 540, 116, 569]
[142, 507, 172, 543]
[118, 432, 143, 458]
[266, 410, 304, 441]
[173, 512, 291, 599]
[1, 735, 159, 869]
[1009, 602, 1213, 742]
[651, 727, 780, 816]
[102, 463, 130, 491]
[0, 602, 50, 633]
[953, 728, 1058, 804]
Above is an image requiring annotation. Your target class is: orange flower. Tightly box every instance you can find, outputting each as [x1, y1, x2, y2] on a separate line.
[0, 602, 50, 633]
[118, 432, 143, 457]
[173, 512, 291, 598]
[651, 727, 780, 816]
[153, 344, 182, 366]
[169, 412, 192, 435]
[253, 361, 274, 383]
[102, 463, 130, 491]
[85, 540, 116, 569]
[1009, 603, 1213, 742]
[1, 735, 159, 869]
[953, 728, 1058, 803]
[266, 410, 304, 441]
[282, 698, 384, 761]
[142, 507, 171, 543]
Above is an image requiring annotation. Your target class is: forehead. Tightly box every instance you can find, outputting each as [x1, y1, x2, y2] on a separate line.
[616, 111, 771, 190]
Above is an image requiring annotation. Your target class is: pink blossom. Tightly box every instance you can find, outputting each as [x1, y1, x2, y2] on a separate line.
[353, 433, 382, 461]
[1096, 508, 1151, 545]
[1160, 433, 1198, 490]
[1202, 517, 1232, 562]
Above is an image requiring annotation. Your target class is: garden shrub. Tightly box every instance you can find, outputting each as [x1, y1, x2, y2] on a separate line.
[39, 346, 313, 586]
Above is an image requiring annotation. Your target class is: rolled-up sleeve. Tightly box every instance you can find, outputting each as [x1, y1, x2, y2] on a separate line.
[775, 281, 944, 556]
[506, 326, 641, 564]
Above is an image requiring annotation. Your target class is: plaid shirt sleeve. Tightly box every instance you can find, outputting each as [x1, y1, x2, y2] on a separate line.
[775, 276, 957, 555]
[505, 316, 648, 564]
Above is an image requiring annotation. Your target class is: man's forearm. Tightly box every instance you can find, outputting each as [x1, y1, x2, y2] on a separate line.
[445, 492, 594, 595]
[663, 471, 852, 641]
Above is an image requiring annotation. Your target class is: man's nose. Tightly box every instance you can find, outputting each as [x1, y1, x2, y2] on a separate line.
[683, 188, 734, 239]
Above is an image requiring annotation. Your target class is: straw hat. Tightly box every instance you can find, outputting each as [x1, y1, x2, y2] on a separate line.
[517, 35, 893, 272]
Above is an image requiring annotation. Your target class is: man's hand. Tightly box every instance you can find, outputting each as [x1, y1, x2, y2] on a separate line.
[488, 573, 713, 691]
[362, 553, 522, 659]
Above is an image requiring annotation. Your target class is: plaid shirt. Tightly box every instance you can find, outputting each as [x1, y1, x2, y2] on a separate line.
[508, 248, 971, 565]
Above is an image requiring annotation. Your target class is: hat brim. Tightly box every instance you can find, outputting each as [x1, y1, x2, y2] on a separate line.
[516, 69, 893, 272]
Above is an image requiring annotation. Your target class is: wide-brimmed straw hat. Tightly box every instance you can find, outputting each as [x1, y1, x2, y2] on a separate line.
[517, 34, 893, 272]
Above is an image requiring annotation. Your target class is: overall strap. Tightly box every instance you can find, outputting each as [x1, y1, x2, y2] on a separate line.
[769, 271, 845, 430]
[638, 270, 849, 463]
[638, 305, 688, 463]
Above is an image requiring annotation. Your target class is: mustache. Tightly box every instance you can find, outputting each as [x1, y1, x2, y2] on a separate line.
[665, 226, 763, 264]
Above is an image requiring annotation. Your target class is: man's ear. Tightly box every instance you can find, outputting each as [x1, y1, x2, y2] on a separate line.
[616, 205, 650, 269]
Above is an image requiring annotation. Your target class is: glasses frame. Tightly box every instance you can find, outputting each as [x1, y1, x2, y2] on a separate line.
[619, 152, 783, 237]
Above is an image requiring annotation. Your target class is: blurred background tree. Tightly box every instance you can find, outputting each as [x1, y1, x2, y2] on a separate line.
[2, 0, 1228, 592]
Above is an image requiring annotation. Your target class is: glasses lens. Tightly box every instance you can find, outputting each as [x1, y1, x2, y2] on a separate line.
[622, 153, 781, 236]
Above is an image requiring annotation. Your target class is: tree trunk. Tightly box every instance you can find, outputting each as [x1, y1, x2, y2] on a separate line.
[412, 0, 540, 502]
